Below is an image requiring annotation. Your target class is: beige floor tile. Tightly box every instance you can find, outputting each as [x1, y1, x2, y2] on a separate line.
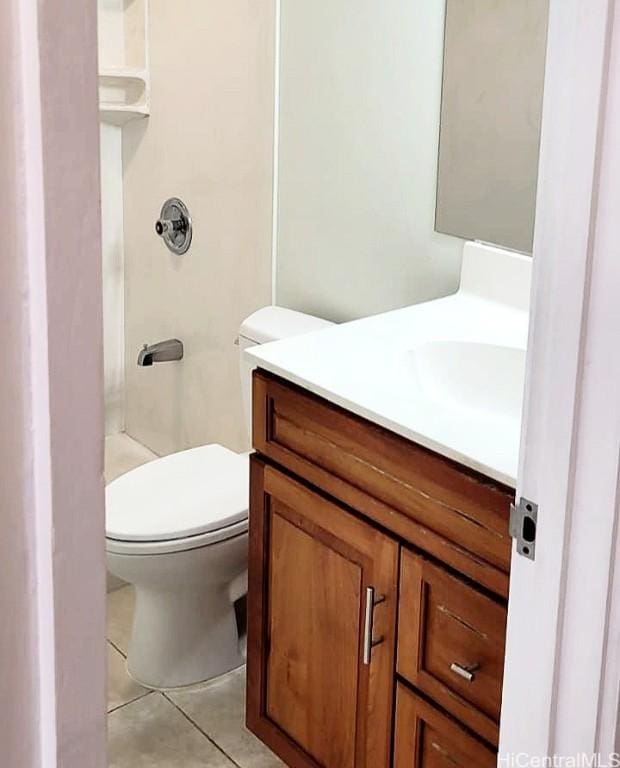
[108, 642, 149, 713]
[107, 585, 135, 655]
[169, 667, 284, 768]
[108, 693, 235, 768]
[105, 432, 158, 485]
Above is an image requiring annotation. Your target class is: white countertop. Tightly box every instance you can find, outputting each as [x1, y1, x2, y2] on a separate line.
[246, 243, 531, 488]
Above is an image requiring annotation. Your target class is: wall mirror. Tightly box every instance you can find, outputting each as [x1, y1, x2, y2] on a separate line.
[435, 0, 549, 254]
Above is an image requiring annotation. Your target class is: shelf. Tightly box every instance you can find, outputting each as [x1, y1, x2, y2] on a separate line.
[99, 104, 150, 126]
[98, 0, 149, 126]
[99, 68, 149, 125]
[100, 66, 147, 82]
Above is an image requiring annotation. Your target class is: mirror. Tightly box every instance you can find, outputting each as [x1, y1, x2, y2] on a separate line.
[435, 0, 549, 253]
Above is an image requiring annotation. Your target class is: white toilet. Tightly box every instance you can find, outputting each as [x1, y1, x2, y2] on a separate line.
[105, 307, 333, 690]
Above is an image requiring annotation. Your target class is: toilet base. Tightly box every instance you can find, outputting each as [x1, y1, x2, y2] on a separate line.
[106, 531, 249, 690]
[127, 584, 245, 690]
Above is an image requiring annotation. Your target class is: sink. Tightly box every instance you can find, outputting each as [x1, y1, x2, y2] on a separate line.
[408, 341, 526, 427]
[246, 242, 531, 486]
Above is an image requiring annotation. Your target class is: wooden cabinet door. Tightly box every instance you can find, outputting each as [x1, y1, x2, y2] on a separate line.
[394, 684, 496, 768]
[247, 457, 399, 768]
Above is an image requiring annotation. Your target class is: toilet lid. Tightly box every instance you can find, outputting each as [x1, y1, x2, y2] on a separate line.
[105, 444, 249, 543]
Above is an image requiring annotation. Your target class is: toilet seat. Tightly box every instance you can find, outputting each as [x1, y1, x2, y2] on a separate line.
[105, 444, 249, 554]
[105, 518, 248, 555]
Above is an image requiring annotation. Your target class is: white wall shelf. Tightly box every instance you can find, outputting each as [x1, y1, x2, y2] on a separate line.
[99, 68, 149, 125]
[100, 104, 150, 127]
[98, 0, 150, 126]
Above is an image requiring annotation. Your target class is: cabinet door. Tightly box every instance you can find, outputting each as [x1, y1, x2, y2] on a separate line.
[247, 457, 399, 768]
[394, 684, 496, 768]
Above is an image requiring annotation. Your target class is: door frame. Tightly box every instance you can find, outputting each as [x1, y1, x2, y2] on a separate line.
[500, 0, 620, 761]
[8, 0, 620, 764]
[3, 0, 107, 766]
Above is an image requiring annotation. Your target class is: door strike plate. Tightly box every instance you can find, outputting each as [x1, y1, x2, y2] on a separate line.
[509, 497, 538, 561]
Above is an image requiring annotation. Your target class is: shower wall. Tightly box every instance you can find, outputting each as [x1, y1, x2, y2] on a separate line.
[98, 0, 126, 437]
[122, 1, 275, 456]
[100, 123, 125, 436]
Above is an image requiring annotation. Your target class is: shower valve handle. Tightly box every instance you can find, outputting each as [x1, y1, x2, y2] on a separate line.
[155, 217, 185, 237]
[154, 198, 193, 255]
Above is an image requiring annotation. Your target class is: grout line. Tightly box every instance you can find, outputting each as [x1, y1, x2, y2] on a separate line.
[161, 692, 244, 768]
[107, 690, 155, 715]
[107, 638, 128, 660]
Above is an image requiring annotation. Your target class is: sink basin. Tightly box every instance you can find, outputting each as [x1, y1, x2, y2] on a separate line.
[408, 341, 526, 427]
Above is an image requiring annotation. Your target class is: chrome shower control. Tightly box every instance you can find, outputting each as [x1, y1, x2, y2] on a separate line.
[155, 197, 192, 255]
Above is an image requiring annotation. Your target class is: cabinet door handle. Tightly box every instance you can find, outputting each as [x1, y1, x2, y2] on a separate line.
[363, 586, 385, 665]
[450, 662, 480, 683]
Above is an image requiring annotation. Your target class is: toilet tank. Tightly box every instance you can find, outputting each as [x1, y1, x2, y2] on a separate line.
[238, 307, 334, 439]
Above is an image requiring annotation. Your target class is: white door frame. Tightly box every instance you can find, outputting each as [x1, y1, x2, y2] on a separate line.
[501, 0, 620, 762]
[7, 0, 620, 765]
[2, 0, 107, 766]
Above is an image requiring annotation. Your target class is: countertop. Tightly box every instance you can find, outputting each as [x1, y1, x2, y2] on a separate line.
[246, 243, 531, 488]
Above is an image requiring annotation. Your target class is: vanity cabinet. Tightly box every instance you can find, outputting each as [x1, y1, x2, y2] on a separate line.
[247, 370, 513, 768]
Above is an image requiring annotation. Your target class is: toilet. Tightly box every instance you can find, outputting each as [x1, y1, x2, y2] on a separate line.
[105, 307, 333, 690]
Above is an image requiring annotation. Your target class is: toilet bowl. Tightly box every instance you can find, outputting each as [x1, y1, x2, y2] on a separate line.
[105, 307, 334, 689]
[106, 444, 249, 689]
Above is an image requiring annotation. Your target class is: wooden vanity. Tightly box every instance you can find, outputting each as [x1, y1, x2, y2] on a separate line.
[246, 369, 513, 768]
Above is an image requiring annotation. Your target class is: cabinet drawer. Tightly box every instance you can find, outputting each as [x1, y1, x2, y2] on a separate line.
[397, 549, 507, 745]
[394, 683, 496, 768]
[252, 371, 512, 585]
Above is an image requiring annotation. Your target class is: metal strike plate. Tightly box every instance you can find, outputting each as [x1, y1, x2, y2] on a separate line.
[510, 497, 538, 561]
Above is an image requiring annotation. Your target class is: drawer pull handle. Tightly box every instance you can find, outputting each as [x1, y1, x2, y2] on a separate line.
[363, 587, 385, 665]
[450, 662, 480, 682]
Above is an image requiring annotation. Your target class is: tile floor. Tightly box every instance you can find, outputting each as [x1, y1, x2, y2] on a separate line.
[105, 434, 281, 766]
[105, 432, 159, 485]
[107, 586, 283, 767]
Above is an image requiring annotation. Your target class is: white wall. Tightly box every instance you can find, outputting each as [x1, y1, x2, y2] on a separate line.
[275, 0, 465, 322]
[100, 123, 125, 436]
